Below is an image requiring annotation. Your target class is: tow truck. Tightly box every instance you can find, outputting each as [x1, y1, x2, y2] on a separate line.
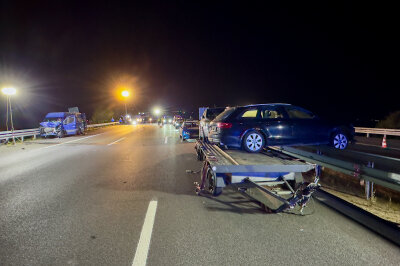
[195, 140, 321, 213]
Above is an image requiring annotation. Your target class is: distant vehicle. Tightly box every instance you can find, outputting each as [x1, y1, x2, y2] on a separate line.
[40, 112, 87, 138]
[179, 121, 199, 140]
[199, 107, 226, 140]
[173, 115, 184, 129]
[162, 116, 173, 124]
[208, 104, 355, 153]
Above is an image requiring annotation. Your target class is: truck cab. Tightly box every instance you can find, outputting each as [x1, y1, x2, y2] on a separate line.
[39, 112, 87, 138]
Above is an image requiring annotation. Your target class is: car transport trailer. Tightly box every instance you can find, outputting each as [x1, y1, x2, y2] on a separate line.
[194, 140, 321, 213]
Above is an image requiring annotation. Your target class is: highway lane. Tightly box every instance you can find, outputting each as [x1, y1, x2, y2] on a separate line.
[0, 124, 399, 265]
[351, 136, 400, 159]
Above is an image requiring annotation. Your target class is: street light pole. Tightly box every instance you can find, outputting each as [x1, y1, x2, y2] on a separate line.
[125, 102, 128, 117]
[2, 87, 17, 144]
[121, 90, 130, 119]
[8, 96, 14, 131]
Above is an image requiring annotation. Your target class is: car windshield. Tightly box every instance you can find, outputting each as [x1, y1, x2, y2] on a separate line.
[43, 117, 63, 123]
[207, 108, 225, 119]
[213, 107, 236, 122]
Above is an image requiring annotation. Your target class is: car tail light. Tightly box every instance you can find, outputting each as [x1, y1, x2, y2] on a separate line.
[217, 122, 232, 129]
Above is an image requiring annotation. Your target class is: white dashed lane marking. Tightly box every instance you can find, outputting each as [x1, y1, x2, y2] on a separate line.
[108, 137, 126, 146]
[132, 200, 158, 266]
[40, 134, 103, 149]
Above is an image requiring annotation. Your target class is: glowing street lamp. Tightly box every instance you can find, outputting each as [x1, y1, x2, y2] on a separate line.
[2, 87, 16, 96]
[2, 87, 17, 143]
[121, 90, 130, 117]
[121, 90, 130, 98]
[154, 108, 161, 116]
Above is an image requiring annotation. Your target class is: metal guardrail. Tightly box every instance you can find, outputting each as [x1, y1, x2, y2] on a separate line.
[0, 128, 40, 142]
[271, 146, 400, 193]
[355, 127, 400, 137]
[0, 122, 118, 142]
[87, 122, 118, 128]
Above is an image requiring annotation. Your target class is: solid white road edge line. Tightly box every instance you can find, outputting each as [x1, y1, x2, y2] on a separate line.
[132, 200, 158, 266]
[108, 137, 126, 146]
[41, 134, 103, 149]
[356, 142, 400, 151]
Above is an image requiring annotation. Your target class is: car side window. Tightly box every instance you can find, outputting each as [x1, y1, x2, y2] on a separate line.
[286, 107, 315, 119]
[261, 107, 284, 119]
[64, 116, 75, 124]
[239, 108, 259, 119]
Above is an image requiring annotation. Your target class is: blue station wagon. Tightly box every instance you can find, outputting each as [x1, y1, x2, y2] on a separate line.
[208, 104, 355, 152]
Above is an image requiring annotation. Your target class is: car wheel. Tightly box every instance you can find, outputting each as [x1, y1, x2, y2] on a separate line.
[331, 132, 348, 149]
[242, 130, 265, 153]
[57, 130, 65, 138]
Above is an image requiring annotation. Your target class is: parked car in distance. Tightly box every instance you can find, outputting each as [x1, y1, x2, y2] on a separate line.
[180, 121, 199, 140]
[173, 115, 184, 129]
[162, 116, 173, 124]
[199, 107, 226, 140]
[208, 104, 355, 153]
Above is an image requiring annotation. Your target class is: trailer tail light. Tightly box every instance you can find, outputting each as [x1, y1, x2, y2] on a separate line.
[217, 122, 232, 129]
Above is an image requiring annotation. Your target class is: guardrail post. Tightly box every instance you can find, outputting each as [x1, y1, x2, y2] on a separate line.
[314, 150, 323, 184]
[366, 133, 369, 138]
[365, 161, 375, 200]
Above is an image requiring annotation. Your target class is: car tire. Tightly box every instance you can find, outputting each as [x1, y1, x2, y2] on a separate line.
[330, 131, 349, 150]
[57, 130, 65, 138]
[242, 130, 265, 153]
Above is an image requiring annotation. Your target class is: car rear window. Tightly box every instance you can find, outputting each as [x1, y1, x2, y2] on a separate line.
[285, 106, 315, 119]
[206, 108, 225, 119]
[240, 109, 258, 118]
[213, 107, 236, 122]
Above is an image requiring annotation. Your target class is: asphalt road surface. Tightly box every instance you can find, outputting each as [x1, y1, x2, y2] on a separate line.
[1, 125, 399, 266]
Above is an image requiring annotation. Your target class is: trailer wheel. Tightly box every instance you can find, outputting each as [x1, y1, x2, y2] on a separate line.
[197, 150, 204, 161]
[204, 167, 222, 196]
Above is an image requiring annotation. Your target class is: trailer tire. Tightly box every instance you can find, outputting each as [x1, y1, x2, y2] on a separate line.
[204, 167, 222, 196]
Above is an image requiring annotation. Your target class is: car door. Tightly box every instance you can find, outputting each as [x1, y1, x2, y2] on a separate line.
[284, 106, 328, 144]
[63, 116, 77, 135]
[260, 106, 293, 145]
[235, 107, 262, 139]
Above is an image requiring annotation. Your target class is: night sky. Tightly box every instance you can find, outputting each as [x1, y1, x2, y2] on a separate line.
[1, 1, 399, 129]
